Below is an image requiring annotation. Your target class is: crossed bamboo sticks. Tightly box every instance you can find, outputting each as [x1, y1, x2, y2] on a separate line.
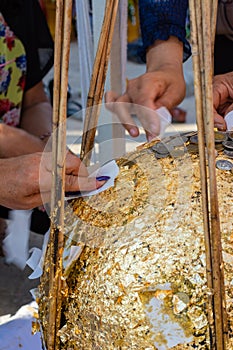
[45, 0, 228, 349]
[80, 0, 119, 164]
[189, 0, 227, 348]
[46, 0, 119, 349]
[46, 0, 72, 349]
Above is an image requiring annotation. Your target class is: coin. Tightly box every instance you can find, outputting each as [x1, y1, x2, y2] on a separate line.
[151, 142, 170, 155]
[224, 149, 233, 158]
[155, 152, 170, 159]
[167, 137, 186, 148]
[222, 140, 233, 150]
[216, 159, 233, 171]
[215, 144, 224, 152]
[186, 144, 199, 154]
[170, 148, 186, 158]
[180, 131, 197, 139]
[214, 131, 227, 143]
[190, 135, 199, 144]
[228, 132, 233, 141]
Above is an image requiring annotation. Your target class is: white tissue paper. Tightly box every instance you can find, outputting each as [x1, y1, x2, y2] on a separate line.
[225, 110, 233, 131]
[27, 230, 49, 280]
[27, 160, 119, 279]
[65, 159, 119, 200]
[155, 106, 172, 138]
[0, 302, 43, 350]
[3, 209, 32, 269]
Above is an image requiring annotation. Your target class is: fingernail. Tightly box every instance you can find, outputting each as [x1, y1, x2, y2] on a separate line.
[129, 128, 138, 137]
[96, 176, 110, 181]
[65, 191, 81, 197]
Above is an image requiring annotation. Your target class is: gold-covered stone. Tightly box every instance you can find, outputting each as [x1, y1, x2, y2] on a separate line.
[38, 136, 233, 349]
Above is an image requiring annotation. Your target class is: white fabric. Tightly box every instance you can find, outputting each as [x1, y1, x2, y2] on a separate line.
[75, 0, 94, 111]
[3, 210, 32, 269]
[0, 302, 43, 350]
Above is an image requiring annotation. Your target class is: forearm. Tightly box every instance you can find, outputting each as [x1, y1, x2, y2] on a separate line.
[19, 100, 52, 138]
[146, 36, 184, 73]
[0, 124, 46, 158]
[20, 81, 53, 143]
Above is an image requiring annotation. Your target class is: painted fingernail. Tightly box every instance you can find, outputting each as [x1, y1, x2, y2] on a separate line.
[96, 176, 110, 181]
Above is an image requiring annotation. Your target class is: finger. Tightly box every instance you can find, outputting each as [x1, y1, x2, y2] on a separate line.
[65, 175, 106, 192]
[105, 90, 119, 104]
[106, 97, 139, 137]
[153, 85, 185, 111]
[213, 111, 227, 131]
[136, 107, 161, 141]
[65, 152, 88, 176]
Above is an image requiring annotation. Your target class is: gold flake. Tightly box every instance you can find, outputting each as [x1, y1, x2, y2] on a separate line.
[38, 136, 233, 349]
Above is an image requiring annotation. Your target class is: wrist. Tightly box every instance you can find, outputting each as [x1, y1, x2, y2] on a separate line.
[146, 36, 183, 73]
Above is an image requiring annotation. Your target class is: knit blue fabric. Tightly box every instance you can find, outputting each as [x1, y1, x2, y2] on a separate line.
[138, 0, 191, 62]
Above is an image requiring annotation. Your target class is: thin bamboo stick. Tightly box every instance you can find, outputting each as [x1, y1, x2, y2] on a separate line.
[202, 2, 227, 348]
[210, 0, 218, 58]
[209, 2, 228, 341]
[47, 0, 64, 348]
[189, 0, 214, 342]
[189, 0, 227, 348]
[46, 0, 73, 349]
[80, 0, 119, 164]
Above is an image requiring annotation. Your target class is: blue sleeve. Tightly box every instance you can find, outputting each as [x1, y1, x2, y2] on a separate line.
[138, 0, 191, 62]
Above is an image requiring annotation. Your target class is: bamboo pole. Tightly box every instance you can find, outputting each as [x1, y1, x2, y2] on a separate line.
[201, 1, 225, 348]
[189, 0, 214, 341]
[46, 0, 73, 349]
[189, 0, 227, 348]
[202, 2, 228, 347]
[80, 0, 119, 164]
[210, 0, 218, 57]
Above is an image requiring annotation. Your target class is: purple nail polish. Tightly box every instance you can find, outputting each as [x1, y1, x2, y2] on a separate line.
[96, 176, 110, 181]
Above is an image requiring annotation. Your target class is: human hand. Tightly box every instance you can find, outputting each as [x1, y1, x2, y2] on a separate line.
[213, 72, 233, 130]
[0, 152, 106, 210]
[105, 37, 185, 141]
[105, 68, 185, 141]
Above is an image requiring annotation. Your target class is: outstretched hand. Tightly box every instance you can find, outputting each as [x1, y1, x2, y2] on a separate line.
[105, 36, 185, 141]
[105, 67, 185, 141]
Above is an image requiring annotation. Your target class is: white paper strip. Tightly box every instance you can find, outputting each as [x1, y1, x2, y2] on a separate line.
[65, 159, 119, 200]
[3, 210, 32, 269]
[27, 231, 49, 280]
[156, 106, 172, 138]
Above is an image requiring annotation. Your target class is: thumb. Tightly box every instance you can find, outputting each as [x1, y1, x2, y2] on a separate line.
[105, 90, 119, 103]
[213, 110, 227, 131]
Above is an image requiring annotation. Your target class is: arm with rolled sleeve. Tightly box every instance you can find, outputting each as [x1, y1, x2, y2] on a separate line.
[105, 0, 190, 140]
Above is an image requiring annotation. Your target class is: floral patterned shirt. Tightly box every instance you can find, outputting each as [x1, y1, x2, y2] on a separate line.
[0, 0, 54, 128]
[0, 12, 26, 126]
